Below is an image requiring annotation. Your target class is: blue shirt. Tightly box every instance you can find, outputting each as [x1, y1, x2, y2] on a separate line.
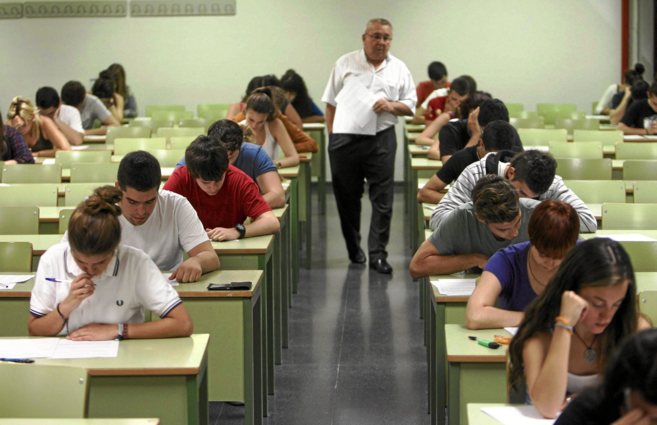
[176, 142, 277, 182]
[483, 241, 537, 311]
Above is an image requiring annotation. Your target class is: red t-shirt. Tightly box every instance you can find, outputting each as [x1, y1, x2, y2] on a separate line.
[425, 96, 447, 122]
[416, 80, 435, 107]
[163, 165, 271, 229]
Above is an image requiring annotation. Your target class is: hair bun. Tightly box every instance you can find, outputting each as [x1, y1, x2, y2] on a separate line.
[84, 185, 122, 217]
[634, 63, 645, 75]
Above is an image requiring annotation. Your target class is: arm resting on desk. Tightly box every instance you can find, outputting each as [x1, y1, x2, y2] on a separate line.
[465, 271, 524, 329]
[409, 239, 488, 279]
[258, 171, 286, 208]
[417, 174, 447, 204]
[169, 240, 220, 283]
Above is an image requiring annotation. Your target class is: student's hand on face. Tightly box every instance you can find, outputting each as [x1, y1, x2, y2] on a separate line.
[467, 107, 481, 136]
[206, 227, 239, 242]
[612, 408, 651, 425]
[63, 275, 96, 311]
[559, 290, 588, 325]
[169, 259, 202, 283]
[67, 323, 118, 341]
[623, 86, 632, 98]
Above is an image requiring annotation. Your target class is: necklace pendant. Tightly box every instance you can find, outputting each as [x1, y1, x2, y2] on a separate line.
[584, 347, 597, 363]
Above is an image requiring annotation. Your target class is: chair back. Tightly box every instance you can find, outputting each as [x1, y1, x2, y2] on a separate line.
[517, 128, 567, 145]
[106, 126, 151, 144]
[168, 136, 196, 150]
[602, 203, 657, 230]
[0, 184, 59, 206]
[632, 181, 657, 203]
[638, 291, 657, 326]
[0, 206, 39, 234]
[179, 118, 208, 129]
[145, 104, 186, 117]
[2, 164, 61, 183]
[510, 116, 544, 129]
[554, 118, 599, 134]
[616, 143, 657, 160]
[197, 103, 231, 120]
[149, 149, 186, 167]
[505, 103, 524, 118]
[55, 150, 112, 168]
[70, 163, 120, 183]
[548, 141, 603, 159]
[59, 208, 76, 234]
[536, 103, 577, 125]
[114, 137, 167, 155]
[156, 127, 204, 138]
[564, 180, 626, 203]
[129, 118, 174, 130]
[0, 362, 89, 418]
[64, 183, 113, 206]
[556, 158, 612, 180]
[618, 241, 657, 272]
[573, 129, 623, 146]
[0, 241, 32, 272]
[151, 110, 194, 121]
[623, 160, 657, 180]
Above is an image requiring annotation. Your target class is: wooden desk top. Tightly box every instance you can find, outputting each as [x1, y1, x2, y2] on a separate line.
[410, 157, 442, 170]
[175, 269, 263, 299]
[82, 135, 107, 144]
[0, 234, 62, 255]
[211, 234, 274, 255]
[445, 324, 509, 363]
[299, 153, 312, 162]
[38, 334, 209, 376]
[277, 166, 299, 178]
[408, 144, 431, 156]
[302, 123, 325, 130]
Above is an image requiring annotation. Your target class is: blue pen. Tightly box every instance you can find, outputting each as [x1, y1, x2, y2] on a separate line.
[46, 278, 71, 284]
[0, 358, 34, 363]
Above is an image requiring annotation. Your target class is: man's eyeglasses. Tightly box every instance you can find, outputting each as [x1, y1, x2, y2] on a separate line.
[366, 33, 392, 43]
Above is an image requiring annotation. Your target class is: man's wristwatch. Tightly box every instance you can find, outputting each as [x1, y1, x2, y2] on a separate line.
[235, 223, 246, 239]
[117, 323, 126, 340]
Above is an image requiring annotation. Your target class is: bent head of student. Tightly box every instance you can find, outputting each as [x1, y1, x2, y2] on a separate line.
[91, 72, 116, 110]
[478, 98, 510, 127]
[116, 151, 162, 226]
[647, 82, 657, 112]
[362, 18, 393, 65]
[472, 175, 522, 240]
[428, 61, 448, 88]
[68, 186, 123, 277]
[207, 119, 244, 164]
[527, 200, 579, 275]
[7, 96, 38, 138]
[280, 69, 309, 103]
[244, 88, 279, 129]
[507, 150, 556, 198]
[185, 135, 229, 196]
[509, 238, 638, 390]
[479, 120, 519, 157]
[106, 63, 127, 97]
[35, 86, 61, 118]
[61, 81, 87, 108]
[444, 76, 471, 114]
[458, 91, 491, 121]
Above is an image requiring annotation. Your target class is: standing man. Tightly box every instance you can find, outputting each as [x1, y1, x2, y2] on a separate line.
[322, 18, 416, 274]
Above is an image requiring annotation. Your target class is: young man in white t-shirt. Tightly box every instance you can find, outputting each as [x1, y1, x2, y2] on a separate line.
[35, 86, 84, 145]
[116, 151, 220, 282]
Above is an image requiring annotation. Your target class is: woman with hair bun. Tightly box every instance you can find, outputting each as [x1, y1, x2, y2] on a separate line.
[28, 186, 193, 341]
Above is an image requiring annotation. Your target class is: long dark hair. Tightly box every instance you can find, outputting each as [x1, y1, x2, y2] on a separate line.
[508, 238, 638, 392]
[280, 69, 314, 118]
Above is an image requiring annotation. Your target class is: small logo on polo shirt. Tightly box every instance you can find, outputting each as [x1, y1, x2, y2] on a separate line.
[116, 300, 124, 307]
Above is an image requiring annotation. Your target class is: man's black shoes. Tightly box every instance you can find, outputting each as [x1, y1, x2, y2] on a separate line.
[349, 248, 366, 264]
[369, 258, 392, 274]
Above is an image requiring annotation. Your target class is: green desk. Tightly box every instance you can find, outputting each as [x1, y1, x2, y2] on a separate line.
[273, 205, 291, 350]
[303, 123, 327, 214]
[298, 154, 313, 269]
[39, 334, 209, 425]
[279, 166, 300, 293]
[409, 157, 441, 251]
[445, 325, 510, 425]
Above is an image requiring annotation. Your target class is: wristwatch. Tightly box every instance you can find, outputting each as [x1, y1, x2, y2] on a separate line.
[117, 323, 125, 340]
[235, 223, 246, 239]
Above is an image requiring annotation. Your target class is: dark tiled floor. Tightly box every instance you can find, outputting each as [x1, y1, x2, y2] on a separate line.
[213, 185, 429, 424]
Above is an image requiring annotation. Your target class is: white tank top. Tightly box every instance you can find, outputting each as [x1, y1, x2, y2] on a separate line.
[566, 372, 600, 395]
[240, 119, 279, 160]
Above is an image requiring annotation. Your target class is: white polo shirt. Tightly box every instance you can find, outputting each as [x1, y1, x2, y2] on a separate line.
[57, 104, 84, 134]
[30, 242, 182, 336]
[119, 190, 209, 271]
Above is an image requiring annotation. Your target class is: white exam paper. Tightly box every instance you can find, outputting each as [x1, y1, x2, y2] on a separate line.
[0, 338, 119, 359]
[334, 78, 377, 135]
[431, 278, 476, 296]
[481, 405, 555, 424]
[504, 327, 519, 337]
[50, 339, 119, 359]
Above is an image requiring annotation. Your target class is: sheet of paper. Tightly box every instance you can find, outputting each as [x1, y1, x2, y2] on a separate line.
[0, 338, 58, 358]
[0, 274, 33, 284]
[431, 278, 476, 296]
[481, 405, 555, 424]
[504, 327, 519, 336]
[603, 233, 657, 242]
[161, 272, 179, 287]
[71, 145, 91, 151]
[41, 158, 56, 165]
[333, 78, 378, 135]
[50, 339, 119, 359]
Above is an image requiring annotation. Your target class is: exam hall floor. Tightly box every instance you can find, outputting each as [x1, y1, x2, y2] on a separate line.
[212, 185, 430, 425]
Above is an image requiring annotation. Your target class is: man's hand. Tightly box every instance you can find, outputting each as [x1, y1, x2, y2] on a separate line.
[68, 323, 118, 341]
[467, 107, 482, 137]
[169, 258, 203, 283]
[373, 98, 396, 114]
[206, 227, 239, 241]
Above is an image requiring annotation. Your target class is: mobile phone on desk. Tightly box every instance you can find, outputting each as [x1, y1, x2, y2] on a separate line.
[207, 281, 252, 291]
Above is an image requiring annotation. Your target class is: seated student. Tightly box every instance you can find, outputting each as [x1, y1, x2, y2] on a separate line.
[61, 80, 119, 135]
[35, 86, 84, 146]
[595, 63, 643, 115]
[610, 79, 648, 126]
[420, 75, 472, 123]
[240, 88, 300, 168]
[617, 81, 657, 135]
[603, 65, 644, 124]
[116, 151, 220, 283]
[415, 61, 449, 107]
[409, 175, 538, 278]
[176, 120, 286, 208]
[228, 75, 303, 128]
[508, 238, 650, 419]
[92, 71, 124, 123]
[0, 111, 34, 164]
[106, 63, 138, 118]
[555, 328, 657, 425]
[163, 135, 280, 241]
[28, 186, 193, 340]
[417, 119, 521, 204]
[430, 150, 597, 233]
[465, 200, 579, 330]
[6, 96, 71, 157]
[280, 69, 325, 123]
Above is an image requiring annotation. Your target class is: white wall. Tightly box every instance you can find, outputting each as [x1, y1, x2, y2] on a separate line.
[0, 0, 621, 178]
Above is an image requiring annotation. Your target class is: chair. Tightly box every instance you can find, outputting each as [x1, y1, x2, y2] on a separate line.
[0, 241, 32, 272]
[563, 180, 626, 203]
[59, 207, 75, 233]
[179, 118, 208, 129]
[0, 362, 88, 418]
[149, 149, 186, 167]
[548, 141, 603, 159]
[151, 110, 194, 121]
[55, 150, 112, 168]
[155, 127, 204, 138]
[145, 104, 186, 117]
[129, 118, 174, 131]
[510, 116, 544, 129]
[553, 118, 599, 134]
[618, 241, 657, 272]
[168, 135, 196, 150]
[505, 103, 524, 118]
[556, 158, 612, 180]
[64, 182, 112, 206]
[536, 103, 577, 126]
[622, 160, 657, 180]
[0, 184, 59, 206]
[197, 103, 231, 120]
[517, 128, 567, 146]
[632, 181, 657, 203]
[638, 291, 657, 326]
[615, 143, 657, 160]
[0, 206, 39, 234]
[2, 164, 62, 183]
[113, 137, 167, 155]
[106, 126, 151, 144]
[602, 203, 657, 230]
[69, 163, 120, 183]
[572, 129, 623, 146]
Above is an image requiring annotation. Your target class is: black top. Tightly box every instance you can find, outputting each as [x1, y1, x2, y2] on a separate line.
[438, 120, 469, 158]
[621, 99, 657, 128]
[611, 91, 625, 109]
[436, 146, 479, 183]
[554, 387, 622, 425]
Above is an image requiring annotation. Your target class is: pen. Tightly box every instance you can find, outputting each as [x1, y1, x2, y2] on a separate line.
[468, 335, 500, 349]
[46, 278, 71, 284]
[0, 358, 34, 363]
